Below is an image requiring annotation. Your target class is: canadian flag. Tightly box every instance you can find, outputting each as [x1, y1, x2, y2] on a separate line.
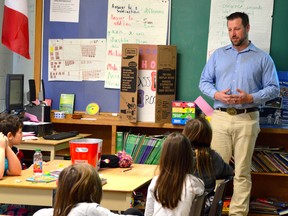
[2, 0, 30, 59]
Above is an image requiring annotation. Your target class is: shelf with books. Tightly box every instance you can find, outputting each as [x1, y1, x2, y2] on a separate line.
[51, 111, 184, 155]
[116, 132, 167, 165]
[251, 149, 288, 175]
[251, 127, 288, 204]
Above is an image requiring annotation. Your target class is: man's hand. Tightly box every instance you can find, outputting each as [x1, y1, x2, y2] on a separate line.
[214, 88, 253, 105]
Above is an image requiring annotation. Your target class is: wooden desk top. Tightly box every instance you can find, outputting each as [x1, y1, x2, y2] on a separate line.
[0, 160, 157, 192]
[0, 160, 67, 190]
[100, 163, 158, 192]
[21, 133, 91, 145]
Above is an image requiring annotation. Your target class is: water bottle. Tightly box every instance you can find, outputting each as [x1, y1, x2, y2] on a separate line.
[33, 148, 43, 177]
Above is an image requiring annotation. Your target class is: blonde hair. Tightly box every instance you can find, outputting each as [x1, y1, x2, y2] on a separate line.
[53, 163, 102, 216]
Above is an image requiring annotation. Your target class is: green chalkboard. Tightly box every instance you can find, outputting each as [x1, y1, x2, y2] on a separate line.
[171, 0, 288, 104]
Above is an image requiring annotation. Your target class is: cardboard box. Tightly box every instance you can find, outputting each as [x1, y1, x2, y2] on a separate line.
[120, 44, 177, 123]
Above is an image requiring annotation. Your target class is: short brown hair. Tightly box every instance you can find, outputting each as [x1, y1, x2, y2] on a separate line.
[0, 113, 23, 136]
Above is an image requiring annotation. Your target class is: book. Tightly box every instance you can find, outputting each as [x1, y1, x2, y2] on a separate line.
[145, 139, 161, 164]
[49, 169, 63, 177]
[263, 151, 288, 174]
[256, 198, 288, 209]
[116, 131, 124, 153]
[26, 175, 58, 183]
[258, 151, 279, 173]
[274, 153, 288, 169]
[252, 154, 266, 172]
[139, 138, 157, 164]
[135, 137, 150, 163]
[125, 134, 138, 155]
[253, 152, 271, 172]
[59, 93, 75, 114]
[222, 197, 231, 214]
[151, 149, 162, 165]
[278, 208, 288, 215]
[131, 134, 145, 160]
[122, 131, 130, 153]
[151, 137, 166, 165]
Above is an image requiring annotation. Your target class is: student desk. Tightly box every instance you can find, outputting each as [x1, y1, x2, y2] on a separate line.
[0, 160, 157, 211]
[19, 134, 91, 160]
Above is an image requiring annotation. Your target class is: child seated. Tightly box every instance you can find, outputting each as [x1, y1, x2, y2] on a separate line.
[0, 113, 26, 169]
[33, 163, 144, 216]
[182, 118, 234, 215]
[0, 132, 22, 179]
[144, 132, 204, 216]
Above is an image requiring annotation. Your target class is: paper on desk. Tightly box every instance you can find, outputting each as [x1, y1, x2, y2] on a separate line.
[23, 132, 36, 136]
[22, 132, 38, 140]
[194, 96, 214, 116]
[22, 136, 39, 141]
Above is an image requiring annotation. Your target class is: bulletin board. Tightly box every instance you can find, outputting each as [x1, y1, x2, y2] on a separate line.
[42, 0, 117, 112]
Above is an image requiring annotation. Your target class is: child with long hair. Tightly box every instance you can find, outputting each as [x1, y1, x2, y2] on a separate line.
[144, 132, 204, 216]
[33, 163, 143, 216]
[182, 118, 234, 214]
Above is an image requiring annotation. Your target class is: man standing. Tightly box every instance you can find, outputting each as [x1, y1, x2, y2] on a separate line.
[199, 12, 280, 215]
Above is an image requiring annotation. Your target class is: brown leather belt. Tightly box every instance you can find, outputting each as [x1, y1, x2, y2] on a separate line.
[216, 107, 259, 115]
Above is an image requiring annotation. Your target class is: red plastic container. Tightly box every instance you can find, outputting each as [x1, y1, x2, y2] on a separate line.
[69, 138, 102, 170]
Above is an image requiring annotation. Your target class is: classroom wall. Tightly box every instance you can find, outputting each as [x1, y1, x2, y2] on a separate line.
[171, 0, 288, 105]
[0, 0, 35, 112]
[42, 0, 288, 112]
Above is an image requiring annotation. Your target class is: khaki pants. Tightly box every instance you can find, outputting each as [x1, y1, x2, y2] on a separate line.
[210, 110, 260, 216]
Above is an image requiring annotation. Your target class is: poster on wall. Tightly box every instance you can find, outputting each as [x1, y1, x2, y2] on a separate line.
[104, 0, 170, 89]
[48, 39, 106, 81]
[207, 0, 274, 60]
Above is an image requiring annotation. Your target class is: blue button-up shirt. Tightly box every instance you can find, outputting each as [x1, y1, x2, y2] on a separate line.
[199, 42, 280, 109]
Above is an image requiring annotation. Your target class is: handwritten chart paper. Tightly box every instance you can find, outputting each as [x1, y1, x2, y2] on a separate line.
[48, 39, 106, 81]
[207, 0, 274, 60]
[105, 0, 170, 89]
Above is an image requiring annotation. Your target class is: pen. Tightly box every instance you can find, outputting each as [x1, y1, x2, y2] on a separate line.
[122, 168, 132, 172]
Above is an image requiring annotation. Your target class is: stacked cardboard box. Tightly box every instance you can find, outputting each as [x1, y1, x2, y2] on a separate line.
[120, 44, 177, 123]
[171, 101, 195, 125]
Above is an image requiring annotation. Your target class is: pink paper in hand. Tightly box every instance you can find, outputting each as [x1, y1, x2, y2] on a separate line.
[194, 96, 214, 116]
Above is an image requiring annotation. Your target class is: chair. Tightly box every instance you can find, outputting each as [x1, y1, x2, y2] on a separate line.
[208, 178, 233, 216]
[189, 192, 208, 216]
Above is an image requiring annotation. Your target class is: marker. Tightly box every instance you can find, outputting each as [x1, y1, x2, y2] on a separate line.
[122, 167, 132, 172]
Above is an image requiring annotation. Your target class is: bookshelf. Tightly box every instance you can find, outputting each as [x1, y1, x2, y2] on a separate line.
[50, 111, 184, 155]
[247, 127, 288, 215]
[250, 128, 288, 201]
